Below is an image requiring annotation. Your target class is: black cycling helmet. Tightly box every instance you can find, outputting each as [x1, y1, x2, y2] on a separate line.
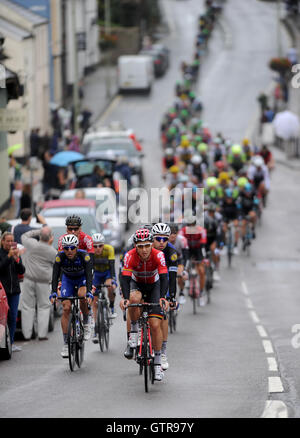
[65, 214, 82, 227]
[169, 224, 179, 234]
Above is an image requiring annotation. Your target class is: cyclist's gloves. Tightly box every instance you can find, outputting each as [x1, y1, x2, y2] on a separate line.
[86, 292, 94, 301]
[49, 292, 58, 302]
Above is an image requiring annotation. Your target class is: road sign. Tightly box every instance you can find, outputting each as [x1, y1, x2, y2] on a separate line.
[0, 108, 28, 131]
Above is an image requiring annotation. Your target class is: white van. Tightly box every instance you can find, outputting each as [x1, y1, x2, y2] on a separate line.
[117, 55, 154, 93]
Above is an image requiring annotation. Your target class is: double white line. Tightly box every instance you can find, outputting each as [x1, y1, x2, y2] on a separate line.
[241, 281, 288, 417]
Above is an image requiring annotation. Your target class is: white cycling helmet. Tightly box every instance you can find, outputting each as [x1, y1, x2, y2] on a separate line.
[191, 154, 202, 165]
[92, 233, 105, 244]
[152, 222, 171, 237]
[61, 234, 79, 247]
[252, 155, 264, 167]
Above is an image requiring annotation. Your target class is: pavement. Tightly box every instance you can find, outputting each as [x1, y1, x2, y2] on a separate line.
[249, 10, 300, 172]
[80, 62, 118, 126]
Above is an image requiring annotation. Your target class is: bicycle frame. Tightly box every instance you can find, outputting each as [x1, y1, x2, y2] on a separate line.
[58, 295, 85, 371]
[94, 284, 110, 352]
[124, 302, 160, 392]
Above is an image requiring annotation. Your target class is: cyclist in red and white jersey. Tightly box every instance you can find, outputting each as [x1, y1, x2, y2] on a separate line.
[119, 228, 169, 381]
[179, 213, 208, 306]
[57, 215, 94, 253]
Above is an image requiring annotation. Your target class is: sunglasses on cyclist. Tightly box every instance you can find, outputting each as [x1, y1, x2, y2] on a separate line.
[67, 227, 79, 232]
[63, 245, 77, 251]
[154, 236, 169, 243]
[93, 244, 104, 248]
[136, 243, 152, 249]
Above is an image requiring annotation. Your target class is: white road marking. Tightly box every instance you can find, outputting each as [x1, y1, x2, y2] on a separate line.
[241, 281, 249, 296]
[268, 376, 284, 393]
[96, 95, 122, 126]
[256, 325, 268, 338]
[263, 340, 274, 354]
[245, 298, 254, 309]
[267, 357, 278, 372]
[261, 400, 288, 418]
[249, 310, 260, 324]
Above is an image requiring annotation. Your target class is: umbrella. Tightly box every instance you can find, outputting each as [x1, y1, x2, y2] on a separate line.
[272, 110, 300, 140]
[8, 143, 22, 155]
[49, 150, 84, 167]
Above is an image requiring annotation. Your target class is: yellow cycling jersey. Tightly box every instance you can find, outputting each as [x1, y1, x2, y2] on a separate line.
[93, 244, 115, 272]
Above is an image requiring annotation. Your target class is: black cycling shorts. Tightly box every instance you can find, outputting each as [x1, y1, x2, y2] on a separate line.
[129, 279, 163, 320]
[188, 247, 204, 262]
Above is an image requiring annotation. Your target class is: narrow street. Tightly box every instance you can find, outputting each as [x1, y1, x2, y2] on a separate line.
[1, 0, 299, 419]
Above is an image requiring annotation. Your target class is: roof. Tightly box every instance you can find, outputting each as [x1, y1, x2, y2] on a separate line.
[0, 17, 32, 41]
[43, 199, 96, 209]
[0, 0, 48, 27]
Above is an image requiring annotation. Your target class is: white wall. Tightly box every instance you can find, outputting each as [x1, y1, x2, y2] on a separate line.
[66, 0, 100, 85]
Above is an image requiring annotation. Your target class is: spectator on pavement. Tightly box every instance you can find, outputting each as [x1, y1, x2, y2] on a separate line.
[20, 227, 57, 341]
[9, 155, 22, 197]
[0, 215, 12, 234]
[75, 189, 86, 199]
[20, 183, 32, 212]
[30, 128, 41, 157]
[13, 208, 46, 244]
[11, 180, 23, 219]
[0, 232, 26, 351]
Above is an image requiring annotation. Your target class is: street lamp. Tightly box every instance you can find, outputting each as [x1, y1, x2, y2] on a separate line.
[72, 0, 79, 135]
[104, 0, 111, 99]
[276, 0, 283, 58]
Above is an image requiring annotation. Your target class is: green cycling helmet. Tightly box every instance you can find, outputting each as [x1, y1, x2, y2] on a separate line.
[198, 142, 208, 153]
[237, 177, 249, 188]
[206, 176, 218, 188]
[231, 144, 242, 155]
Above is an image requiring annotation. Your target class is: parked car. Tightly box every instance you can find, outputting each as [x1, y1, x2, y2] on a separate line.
[82, 129, 145, 187]
[59, 188, 126, 250]
[83, 121, 143, 152]
[117, 55, 154, 93]
[139, 47, 168, 77]
[69, 157, 117, 190]
[8, 213, 101, 251]
[152, 43, 170, 68]
[0, 282, 11, 360]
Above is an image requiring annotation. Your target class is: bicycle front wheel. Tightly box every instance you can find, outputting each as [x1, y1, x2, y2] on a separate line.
[75, 318, 85, 368]
[142, 323, 149, 393]
[67, 314, 76, 372]
[103, 305, 110, 350]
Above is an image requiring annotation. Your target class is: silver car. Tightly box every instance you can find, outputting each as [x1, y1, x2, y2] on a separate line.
[59, 188, 126, 251]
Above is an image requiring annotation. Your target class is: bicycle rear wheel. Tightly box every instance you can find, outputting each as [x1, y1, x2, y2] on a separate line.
[67, 314, 76, 372]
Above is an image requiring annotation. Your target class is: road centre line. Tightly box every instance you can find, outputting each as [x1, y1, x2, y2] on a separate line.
[261, 400, 288, 418]
[245, 298, 254, 309]
[249, 310, 260, 324]
[262, 340, 274, 354]
[241, 281, 249, 296]
[241, 281, 287, 415]
[268, 376, 284, 393]
[97, 95, 122, 125]
[267, 357, 278, 372]
[256, 325, 268, 338]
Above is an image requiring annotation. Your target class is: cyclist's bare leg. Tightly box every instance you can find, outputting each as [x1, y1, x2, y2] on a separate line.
[128, 290, 142, 323]
[60, 299, 71, 335]
[197, 261, 205, 291]
[149, 317, 163, 351]
[233, 219, 240, 245]
[210, 241, 219, 268]
[78, 286, 89, 319]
